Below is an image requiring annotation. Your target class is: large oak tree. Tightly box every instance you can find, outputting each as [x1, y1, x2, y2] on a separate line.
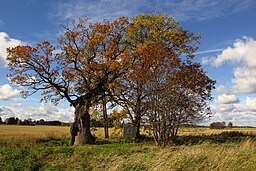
[7, 17, 130, 145]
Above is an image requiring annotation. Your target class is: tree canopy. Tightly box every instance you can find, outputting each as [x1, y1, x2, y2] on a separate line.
[7, 17, 130, 145]
[7, 14, 215, 146]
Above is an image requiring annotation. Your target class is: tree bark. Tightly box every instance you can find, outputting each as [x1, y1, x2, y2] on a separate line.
[134, 87, 142, 139]
[70, 100, 95, 145]
[102, 96, 109, 138]
[135, 116, 141, 139]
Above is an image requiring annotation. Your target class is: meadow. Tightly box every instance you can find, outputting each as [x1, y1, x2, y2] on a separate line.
[0, 125, 256, 171]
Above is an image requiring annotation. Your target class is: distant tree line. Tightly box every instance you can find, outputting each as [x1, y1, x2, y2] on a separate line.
[209, 122, 233, 129]
[0, 116, 69, 126]
[0, 112, 125, 127]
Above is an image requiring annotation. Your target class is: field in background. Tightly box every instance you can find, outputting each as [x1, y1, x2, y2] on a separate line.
[0, 125, 256, 170]
[178, 127, 256, 136]
[1, 125, 256, 138]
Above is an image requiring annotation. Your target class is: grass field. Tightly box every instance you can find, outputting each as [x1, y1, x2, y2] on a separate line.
[0, 125, 256, 171]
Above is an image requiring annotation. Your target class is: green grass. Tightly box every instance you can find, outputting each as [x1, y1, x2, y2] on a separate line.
[0, 125, 256, 170]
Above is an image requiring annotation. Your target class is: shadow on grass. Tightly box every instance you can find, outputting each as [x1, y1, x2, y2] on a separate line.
[95, 134, 155, 145]
[35, 131, 256, 146]
[36, 137, 70, 146]
[175, 131, 256, 145]
[95, 138, 113, 145]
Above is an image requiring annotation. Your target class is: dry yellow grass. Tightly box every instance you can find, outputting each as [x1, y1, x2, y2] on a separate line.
[0, 125, 69, 135]
[178, 127, 256, 136]
[0, 125, 122, 142]
[1, 125, 256, 139]
[0, 125, 69, 140]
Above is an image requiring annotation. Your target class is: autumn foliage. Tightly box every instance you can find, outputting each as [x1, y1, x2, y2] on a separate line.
[7, 14, 215, 146]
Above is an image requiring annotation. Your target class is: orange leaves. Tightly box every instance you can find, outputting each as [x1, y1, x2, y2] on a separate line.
[41, 41, 50, 47]
[106, 60, 120, 71]
[10, 75, 26, 82]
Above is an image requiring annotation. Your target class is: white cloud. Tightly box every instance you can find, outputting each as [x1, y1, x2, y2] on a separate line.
[11, 100, 22, 107]
[0, 32, 22, 67]
[201, 56, 214, 65]
[214, 85, 231, 94]
[216, 104, 237, 113]
[208, 37, 256, 94]
[0, 84, 20, 100]
[212, 37, 256, 67]
[217, 94, 239, 104]
[0, 106, 15, 118]
[243, 97, 256, 112]
[232, 67, 256, 93]
[38, 102, 58, 115]
[53, 0, 255, 22]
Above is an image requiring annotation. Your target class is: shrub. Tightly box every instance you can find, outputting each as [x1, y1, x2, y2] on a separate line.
[227, 122, 233, 128]
[210, 122, 225, 129]
[5, 117, 19, 125]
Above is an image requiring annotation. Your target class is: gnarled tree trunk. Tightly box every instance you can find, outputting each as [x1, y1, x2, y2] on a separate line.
[134, 87, 142, 140]
[70, 100, 95, 146]
[102, 96, 109, 138]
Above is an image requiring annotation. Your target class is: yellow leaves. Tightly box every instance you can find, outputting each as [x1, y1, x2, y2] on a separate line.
[42, 41, 50, 47]
[107, 82, 116, 89]
[111, 109, 128, 121]
[172, 22, 178, 28]
[102, 51, 113, 59]
[106, 60, 120, 71]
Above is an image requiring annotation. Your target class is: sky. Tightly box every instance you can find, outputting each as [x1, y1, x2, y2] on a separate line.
[0, 0, 256, 126]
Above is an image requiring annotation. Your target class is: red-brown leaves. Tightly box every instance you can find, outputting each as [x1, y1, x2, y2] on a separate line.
[7, 16, 131, 106]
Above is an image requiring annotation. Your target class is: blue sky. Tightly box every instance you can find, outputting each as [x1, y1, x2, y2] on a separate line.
[1, 0, 256, 126]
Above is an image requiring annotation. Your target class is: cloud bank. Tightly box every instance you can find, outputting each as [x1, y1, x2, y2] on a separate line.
[0, 102, 74, 122]
[202, 37, 256, 126]
[208, 96, 256, 126]
[205, 37, 256, 94]
[217, 94, 239, 104]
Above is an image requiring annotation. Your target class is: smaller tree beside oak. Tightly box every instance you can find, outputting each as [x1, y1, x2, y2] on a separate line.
[113, 14, 204, 140]
[146, 62, 215, 146]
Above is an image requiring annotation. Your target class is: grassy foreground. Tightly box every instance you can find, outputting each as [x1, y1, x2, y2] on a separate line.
[0, 125, 256, 171]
